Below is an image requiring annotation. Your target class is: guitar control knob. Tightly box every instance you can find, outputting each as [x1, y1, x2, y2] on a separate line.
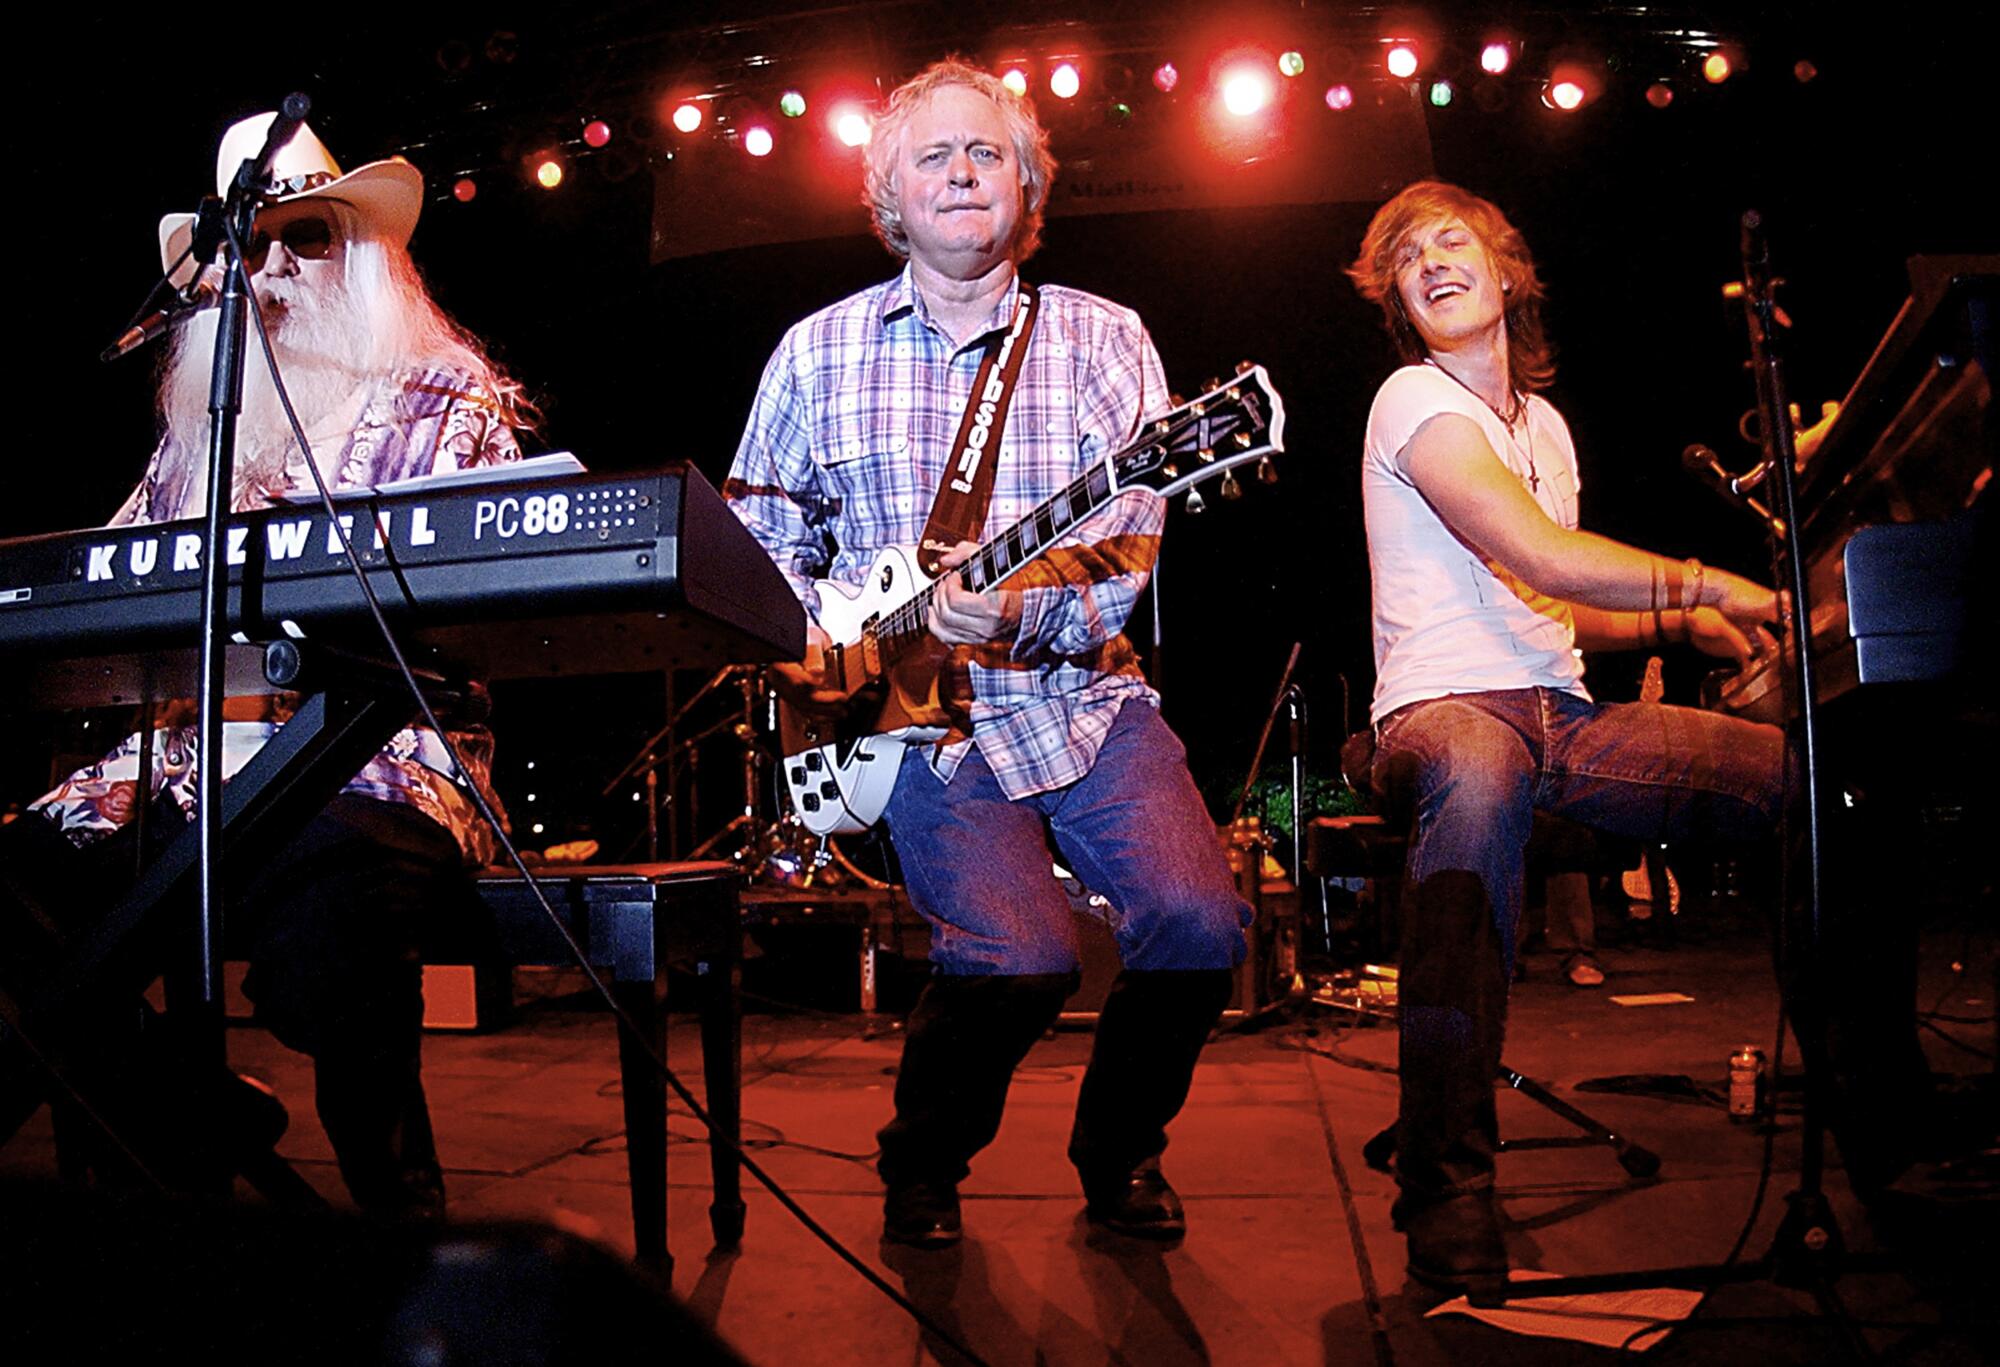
[1257, 456, 1279, 485]
[1220, 471, 1243, 501]
[1185, 488, 1207, 514]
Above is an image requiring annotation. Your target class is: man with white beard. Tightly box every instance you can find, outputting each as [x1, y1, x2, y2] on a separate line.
[19, 113, 530, 1217]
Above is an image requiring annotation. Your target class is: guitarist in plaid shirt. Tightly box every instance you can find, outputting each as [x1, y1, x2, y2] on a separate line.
[726, 60, 1251, 1249]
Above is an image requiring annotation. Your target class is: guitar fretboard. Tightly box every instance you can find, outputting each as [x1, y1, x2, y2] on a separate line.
[866, 460, 1120, 663]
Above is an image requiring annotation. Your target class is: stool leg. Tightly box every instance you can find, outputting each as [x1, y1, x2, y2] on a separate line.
[614, 975, 671, 1279]
[697, 948, 745, 1248]
[1500, 1067, 1662, 1178]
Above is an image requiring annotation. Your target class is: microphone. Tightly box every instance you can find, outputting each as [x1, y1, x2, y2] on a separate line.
[99, 282, 220, 362]
[235, 92, 312, 200]
[1681, 443, 1785, 537]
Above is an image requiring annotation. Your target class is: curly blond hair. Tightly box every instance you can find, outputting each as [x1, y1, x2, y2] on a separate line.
[863, 58, 1058, 263]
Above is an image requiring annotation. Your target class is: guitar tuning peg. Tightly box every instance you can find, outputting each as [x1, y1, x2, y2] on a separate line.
[1220, 470, 1243, 501]
[1170, 393, 1187, 408]
[1162, 462, 1180, 481]
[1237, 360, 1255, 375]
[1185, 488, 1207, 514]
[1203, 376, 1222, 393]
[1257, 456, 1278, 485]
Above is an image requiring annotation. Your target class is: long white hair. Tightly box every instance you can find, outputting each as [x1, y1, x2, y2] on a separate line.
[156, 202, 529, 514]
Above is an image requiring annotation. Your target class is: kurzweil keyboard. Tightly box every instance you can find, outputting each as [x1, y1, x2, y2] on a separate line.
[0, 464, 805, 709]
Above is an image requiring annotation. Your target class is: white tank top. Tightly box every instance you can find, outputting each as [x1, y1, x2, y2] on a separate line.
[1362, 364, 1591, 723]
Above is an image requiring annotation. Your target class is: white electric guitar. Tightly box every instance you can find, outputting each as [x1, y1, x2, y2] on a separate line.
[778, 365, 1287, 835]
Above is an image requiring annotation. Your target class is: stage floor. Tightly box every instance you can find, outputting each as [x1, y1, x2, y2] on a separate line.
[6, 909, 1994, 1365]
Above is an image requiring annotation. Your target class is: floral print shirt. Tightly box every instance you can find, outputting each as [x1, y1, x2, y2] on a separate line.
[31, 366, 520, 865]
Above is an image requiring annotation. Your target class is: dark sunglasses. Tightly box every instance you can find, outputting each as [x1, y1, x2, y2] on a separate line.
[245, 214, 337, 270]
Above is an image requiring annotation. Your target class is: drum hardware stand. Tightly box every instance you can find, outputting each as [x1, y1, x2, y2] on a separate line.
[1229, 644, 1303, 877]
[1214, 644, 1326, 1030]
[602, 665, 741, 861]
[1465, 216, 1882, 1353]
[685, 669, 781, 868]
[608, 666, 849, 887]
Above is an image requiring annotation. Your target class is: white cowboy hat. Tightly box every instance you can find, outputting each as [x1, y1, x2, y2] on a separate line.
[157, 111, 424, 287]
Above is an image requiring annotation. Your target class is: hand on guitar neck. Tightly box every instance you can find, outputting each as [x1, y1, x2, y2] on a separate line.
[927, 540, 1023, 646]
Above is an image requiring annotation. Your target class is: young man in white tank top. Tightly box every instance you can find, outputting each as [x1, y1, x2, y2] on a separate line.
[1346, 181, 1788, 1294]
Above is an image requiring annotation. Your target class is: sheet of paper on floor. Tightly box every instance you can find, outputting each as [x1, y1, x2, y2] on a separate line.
[1425, 1269, 1705, 1352]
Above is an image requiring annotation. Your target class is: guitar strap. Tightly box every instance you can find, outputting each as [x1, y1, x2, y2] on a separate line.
[916, 280, 1040, 578]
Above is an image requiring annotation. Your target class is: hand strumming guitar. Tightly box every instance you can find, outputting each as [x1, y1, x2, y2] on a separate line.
[767, 622, 852, 719]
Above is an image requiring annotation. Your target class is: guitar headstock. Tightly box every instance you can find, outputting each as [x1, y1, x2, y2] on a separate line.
[1110, 364, 1287, 510]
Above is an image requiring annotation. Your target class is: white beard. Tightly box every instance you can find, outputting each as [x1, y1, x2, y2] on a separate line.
[159, 273, 377, 513]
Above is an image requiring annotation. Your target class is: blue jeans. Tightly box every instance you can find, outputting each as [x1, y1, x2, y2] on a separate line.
[1373, 687, 1787, 1203]
[1375, 687, 1787, 976]
[883, 701, 1251, 975]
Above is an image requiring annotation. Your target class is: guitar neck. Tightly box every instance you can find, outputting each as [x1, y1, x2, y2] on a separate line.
[867, 456, 1122, 665]
[844, 363, 1284, 681]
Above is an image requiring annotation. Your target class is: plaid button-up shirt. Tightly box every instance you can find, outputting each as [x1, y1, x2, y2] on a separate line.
[725, 265, 1170, 799]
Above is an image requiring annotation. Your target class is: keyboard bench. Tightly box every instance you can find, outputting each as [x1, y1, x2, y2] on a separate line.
[475, 861, 742, 1276]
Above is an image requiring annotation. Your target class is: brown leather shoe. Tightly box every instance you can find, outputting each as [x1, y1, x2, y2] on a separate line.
[883, 1180, 962, 1249]
[1083, 1158, 1187, 1240]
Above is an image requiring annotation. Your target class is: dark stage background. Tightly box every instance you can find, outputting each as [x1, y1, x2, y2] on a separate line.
[9, 6, 1993, 853]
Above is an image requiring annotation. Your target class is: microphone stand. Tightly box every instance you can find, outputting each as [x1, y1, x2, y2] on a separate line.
[1735, 206, 1845, 1282]
[1470, 216, 1875, 1356]
[185, 94, 312, 1163]
[1284, 682, 1321, 953]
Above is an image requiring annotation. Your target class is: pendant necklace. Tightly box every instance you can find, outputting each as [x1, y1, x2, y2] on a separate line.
[1429, 360, 1539, 493]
